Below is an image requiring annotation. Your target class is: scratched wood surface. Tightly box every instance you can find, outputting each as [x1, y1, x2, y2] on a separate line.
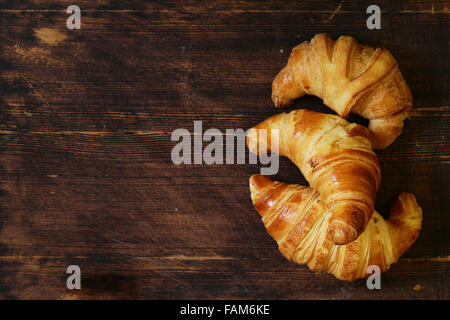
[0, 0, 449, 299]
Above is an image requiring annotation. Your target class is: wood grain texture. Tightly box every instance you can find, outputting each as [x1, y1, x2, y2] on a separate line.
[0, 0, 449, 299]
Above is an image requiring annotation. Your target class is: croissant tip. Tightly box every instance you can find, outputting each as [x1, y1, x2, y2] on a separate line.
[389, 192, 423, 222]
[395, 192, 419, 209]
[332, 232, 355, 245]
[249, 174, 273, 192]
[271, 94, 292, 108]
[329, 221, 359, 245]
[249, 174, 260, 184]
[398, 192, 413, 201]
[271, 95, 282, 108]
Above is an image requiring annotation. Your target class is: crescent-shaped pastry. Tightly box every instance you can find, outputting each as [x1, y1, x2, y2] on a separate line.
[249, 174, 422, 281]
[272, 33, 412, 149]
[247, 109, 381, 245]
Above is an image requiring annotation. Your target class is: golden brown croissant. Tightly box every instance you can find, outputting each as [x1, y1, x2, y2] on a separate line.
[249, 174, 422, 281]
[247, 109, 381, 245]
[272, 33, 412, 149]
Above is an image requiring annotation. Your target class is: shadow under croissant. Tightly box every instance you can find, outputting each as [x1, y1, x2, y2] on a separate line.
[248, 174, 422, 282]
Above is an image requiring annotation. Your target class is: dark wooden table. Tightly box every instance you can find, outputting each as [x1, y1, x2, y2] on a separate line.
[0, 0, 448, 299]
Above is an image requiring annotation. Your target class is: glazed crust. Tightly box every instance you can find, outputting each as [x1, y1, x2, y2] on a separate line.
[249, 174, 422, 281]
[246, 109, 381, 245]
[272, 33, 412, 149]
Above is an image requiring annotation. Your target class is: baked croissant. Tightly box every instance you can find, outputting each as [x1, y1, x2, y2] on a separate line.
[249, 174, 422, 281]
[247, 109, 381, 245]
[272, 33, 412, 149]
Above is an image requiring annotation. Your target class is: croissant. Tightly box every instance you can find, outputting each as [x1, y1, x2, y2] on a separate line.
[272, 33, 412, 149]
[247, 109, 381, 245]
[249, 174, 422, 281]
